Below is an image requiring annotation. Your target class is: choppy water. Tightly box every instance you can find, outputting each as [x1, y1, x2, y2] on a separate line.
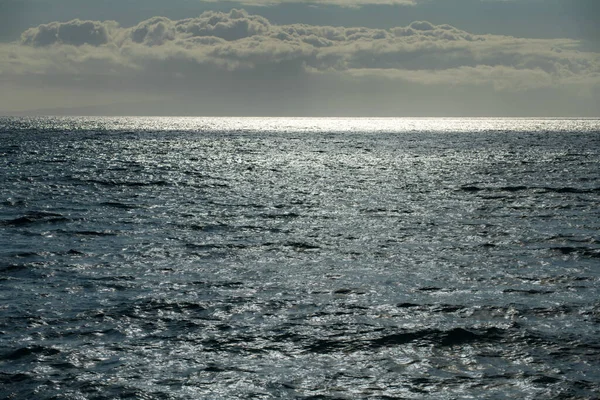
[1, 117, 599, 399]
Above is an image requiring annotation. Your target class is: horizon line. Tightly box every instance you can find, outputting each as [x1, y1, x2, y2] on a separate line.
[2, 114, 599, 119]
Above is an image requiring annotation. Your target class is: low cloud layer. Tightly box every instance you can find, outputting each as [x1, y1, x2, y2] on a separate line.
[1, 9, 599, 115]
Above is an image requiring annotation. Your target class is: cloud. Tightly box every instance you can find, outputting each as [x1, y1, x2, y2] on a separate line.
[1, 9, 599, 115]
[21, 19, 119, 47]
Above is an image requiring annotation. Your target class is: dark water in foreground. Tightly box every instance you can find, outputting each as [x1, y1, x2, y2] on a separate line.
[1, 117, 599, 399]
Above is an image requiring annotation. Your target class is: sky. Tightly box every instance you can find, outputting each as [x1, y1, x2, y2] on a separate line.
[0, 0, 598, 116]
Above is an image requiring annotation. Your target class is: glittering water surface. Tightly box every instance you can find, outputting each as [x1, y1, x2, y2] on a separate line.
[1, 117, 599, 399]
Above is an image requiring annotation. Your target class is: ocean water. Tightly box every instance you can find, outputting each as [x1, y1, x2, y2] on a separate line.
[0, 116, 599, 399]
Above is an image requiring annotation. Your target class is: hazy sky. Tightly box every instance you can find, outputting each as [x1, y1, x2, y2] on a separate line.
[0, 0, 598, 116]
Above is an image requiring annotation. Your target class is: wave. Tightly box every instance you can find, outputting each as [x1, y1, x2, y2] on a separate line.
[551, 246, 600, 258]
[99, 201, 140, 209]
[0, 372, 32, 384]
[502, 288, 555, 295]
[3, 345, 60, 361]
[2, 211, 69, 226]
[459, 185, 600, 194]
[259, 212, 301, 219]
[296, 326, 508, 354]
[71, 230, 117, 237]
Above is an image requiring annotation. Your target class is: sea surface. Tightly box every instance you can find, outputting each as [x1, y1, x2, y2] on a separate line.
[1, 117, 599, 399]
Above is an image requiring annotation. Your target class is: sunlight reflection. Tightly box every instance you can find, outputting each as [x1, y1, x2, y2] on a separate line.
[11, 116, 599, 135]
